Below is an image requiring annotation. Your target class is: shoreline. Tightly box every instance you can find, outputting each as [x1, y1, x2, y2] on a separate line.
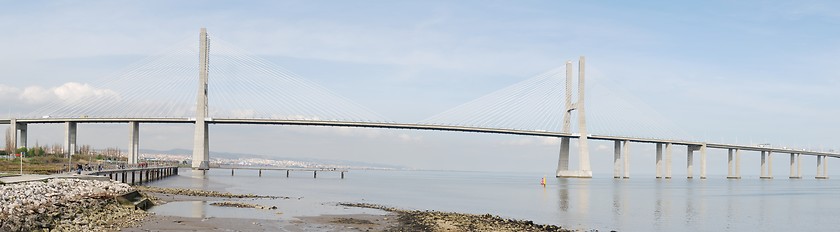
[1, 179, 576, 231]
[0, 178, 146, 231]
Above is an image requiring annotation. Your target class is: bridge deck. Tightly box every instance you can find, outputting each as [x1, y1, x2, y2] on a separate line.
[1, 117, 837, 157]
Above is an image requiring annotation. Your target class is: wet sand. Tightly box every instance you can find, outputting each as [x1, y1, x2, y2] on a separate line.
[126, 187, 572, 232]
[125, 213, 398, 232]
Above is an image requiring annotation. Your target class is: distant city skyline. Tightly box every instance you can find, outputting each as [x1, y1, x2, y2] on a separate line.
[1, 1, 838, 176]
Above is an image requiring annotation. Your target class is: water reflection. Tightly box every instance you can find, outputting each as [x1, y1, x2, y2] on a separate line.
[684, 179, 695, 226]
[147, 169, 837, 231]
[577, 178, 589, 217]
[611, 179, 624, 225]
[557, 178, 569, 212]
[653, 179, 665, 231]
[726, 179, 736, 230]
[189, 170, 209, 218]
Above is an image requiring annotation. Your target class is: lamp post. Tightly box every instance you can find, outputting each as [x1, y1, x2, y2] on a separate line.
[67, 150, 72, 173]
[19, 148, 25, 175]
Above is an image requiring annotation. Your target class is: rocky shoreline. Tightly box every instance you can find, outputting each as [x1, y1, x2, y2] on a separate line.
[135, 186, 287, 199]
[341, 203, 572, 232]
[1, 180, 578, 231]
[0, 178, 146, 231]
[209, 201, 278, 210]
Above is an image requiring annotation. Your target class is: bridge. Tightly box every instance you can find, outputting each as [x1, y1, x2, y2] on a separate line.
[2, 28, 836, 179]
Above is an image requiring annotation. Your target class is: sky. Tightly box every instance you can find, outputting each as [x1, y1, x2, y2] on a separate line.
[1, 1, 839, 176]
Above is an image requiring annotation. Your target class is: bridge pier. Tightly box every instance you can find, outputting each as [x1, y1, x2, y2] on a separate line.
[700, 144, 707, 179]
[686, 146, 694, 179]
[9, 119, 16, 150]
[128, 121, 140, 165]
[64, 122, 77, 158]
[558, 138, 571, 176]
[665, 143, 673, 179]
[789, 153, 801, 179]
[8, 119, 27, 150]
[655, 143, 663, 178]
[797, 153, 802, 178]
[622, 140, 630, 179]
[760, 151, 773, 179]
[816, 155, 828, 179]
[613, 141, 621, 178]
[760, 151, 767, 178]
[769, 151, 773, 178]
[191, 28, 210, 170]
[18, 123, 27, 148]
[727, 149, 741, 179]
[555, 57, 591, 178]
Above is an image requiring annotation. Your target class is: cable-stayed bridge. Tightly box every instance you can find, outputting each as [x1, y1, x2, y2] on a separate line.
[2, 28, 836, 179]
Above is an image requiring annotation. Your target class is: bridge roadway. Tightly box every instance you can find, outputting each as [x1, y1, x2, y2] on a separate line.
[2, 117, 837, 158]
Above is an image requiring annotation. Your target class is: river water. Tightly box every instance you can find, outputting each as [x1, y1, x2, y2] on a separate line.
[145, 169, 839, 231]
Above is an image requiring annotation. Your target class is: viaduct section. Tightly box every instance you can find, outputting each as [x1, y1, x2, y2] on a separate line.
[1, 28, 836, 179]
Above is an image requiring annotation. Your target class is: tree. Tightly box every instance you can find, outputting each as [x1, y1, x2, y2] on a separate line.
[79, 144, 92, 155]
[15, 147, 28, 155]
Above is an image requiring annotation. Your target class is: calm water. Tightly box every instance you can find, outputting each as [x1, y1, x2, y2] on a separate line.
[146, 169, 840, 231]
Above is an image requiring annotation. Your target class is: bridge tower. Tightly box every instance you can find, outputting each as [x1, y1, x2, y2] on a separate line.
[192, 28, 210, 170]
[556, 56, 592, 178]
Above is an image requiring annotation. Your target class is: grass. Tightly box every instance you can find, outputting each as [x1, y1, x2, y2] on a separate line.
[0, 154, 123, 175]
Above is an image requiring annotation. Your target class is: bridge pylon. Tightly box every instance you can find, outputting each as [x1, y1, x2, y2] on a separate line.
[192, 28, 210, 170]
[556, 56, 592, 178]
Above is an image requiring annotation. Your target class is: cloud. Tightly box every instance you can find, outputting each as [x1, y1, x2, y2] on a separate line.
[0, 82, 119, 113]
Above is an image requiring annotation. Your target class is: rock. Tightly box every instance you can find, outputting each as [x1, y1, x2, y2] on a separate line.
[0, 178, 143, 231]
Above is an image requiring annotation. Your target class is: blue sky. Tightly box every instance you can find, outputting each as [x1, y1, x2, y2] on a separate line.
[1, 1, 838, 175]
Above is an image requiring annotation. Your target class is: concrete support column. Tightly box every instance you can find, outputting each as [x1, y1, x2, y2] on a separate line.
[816, 156, 829, 179]
[575, 56, 592, 178]
[768, 151, 773, 178]
[655, 143, 663, 178]
[760, 151, 772, 179]
[727, 149, 741, 179]
[17, 123, 27, 149]
[623, 140, 630, 179]
[686, 146, 694, 179]
[9, 119, 16, 150]
[736, 149, 742, 177]
[192, 28, 211, 170]
[665, 143, 673, 179]
[789, 153, 800, 179]
[760, 151, 766, 178]
[64, 122, 77, 158]
[557, 137, 570, 176]
[700, 144, 707, 179]
[613, 140, 621, 178]
[557, 60, 573, 177]
[128, 121, 140, 165]
[824, 157, 828, 178]
[727, 149, 735, 178]
[816, 156, 826, 179]
[797, 153, 802, 178]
